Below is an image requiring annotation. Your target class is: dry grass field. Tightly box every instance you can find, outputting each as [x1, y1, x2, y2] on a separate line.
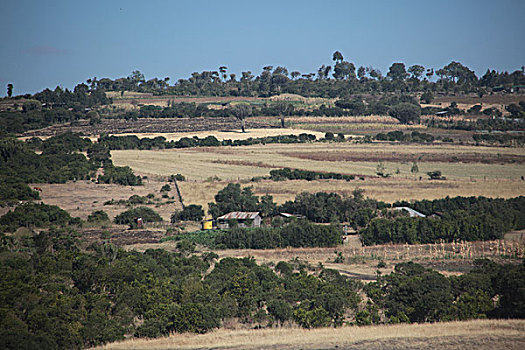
[94, 319, 525, 350]
[27, 178, 182, 222]
[110, 141, 525, 212]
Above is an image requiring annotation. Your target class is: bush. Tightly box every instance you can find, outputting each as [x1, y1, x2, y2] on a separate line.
[171, 205, 205, 222]
[0, 203, 72, 232]
[87, 210, 109, 223]
[215, 220, 341, 249]
[389, 103, 421, 124]
[114, 207, 162, 225]
[160, 184, 171, 192]
[98, 165, 142, 186]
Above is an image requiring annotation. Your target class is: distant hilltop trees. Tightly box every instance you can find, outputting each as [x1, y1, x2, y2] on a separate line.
[4, 51, 521, 101]
[83, 56, 524, 97]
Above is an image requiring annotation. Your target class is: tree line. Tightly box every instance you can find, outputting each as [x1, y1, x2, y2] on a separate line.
[97, 132, 318, 151]
[0, 134, 143, 205]
[74, 53, 524, 97]
[362, 260, 525, 324]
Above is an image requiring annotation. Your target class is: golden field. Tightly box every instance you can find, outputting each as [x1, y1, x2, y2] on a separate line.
[110, 141, 525, 212]
[94, 319, 525, 350]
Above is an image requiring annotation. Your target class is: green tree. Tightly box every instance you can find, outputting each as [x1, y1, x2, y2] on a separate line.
[208, 183, 259, 218]
[171, 204, 204, 222]
[408, 65, 425, 80]
[410, 162, 419, 174]
[387, 63, 409, 81]
[231, 104, 252, 133]
[275, 102, 294, 128]
[7, 83, 13, 97]
[332, 50, 343, 63]
[389, 103, 421, 124]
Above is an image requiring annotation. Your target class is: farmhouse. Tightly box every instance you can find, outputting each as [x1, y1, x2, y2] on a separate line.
[217, 212, 262, 229]
[393, 207, 426, 218]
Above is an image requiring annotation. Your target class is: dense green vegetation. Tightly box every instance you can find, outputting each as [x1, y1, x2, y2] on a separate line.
[208, 184, 385, 228]
[279, 190, 386, 227]
[360, 196, 525, 245]
[0, 203, 76, 233]
[206, 184, 525, 246]
[171, 204, 205, 222]
[0, 133, 143, 203]
[472, 132, 525, 145]
[98, 133, 318, 151]
[268, 168, 355, 182]
[1, 223, 523, 349]
[0, 228, 363, 348]
[215, 220, 342, 249]
[364, 260, 525, 324]
[375, 130, 439, 143]
[113, 207, 163, 226]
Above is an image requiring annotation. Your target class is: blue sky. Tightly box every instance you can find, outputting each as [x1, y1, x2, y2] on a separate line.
[1, 0, 524, 96]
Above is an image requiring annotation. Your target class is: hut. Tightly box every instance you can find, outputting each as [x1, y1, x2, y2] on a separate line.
[217, 212, 262, 229]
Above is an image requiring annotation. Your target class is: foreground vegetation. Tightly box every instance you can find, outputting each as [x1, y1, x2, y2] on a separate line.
[1, 223, 523, 349]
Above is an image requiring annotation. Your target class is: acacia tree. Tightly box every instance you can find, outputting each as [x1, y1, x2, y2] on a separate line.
[408, 65, 425, 80]
[231, 104, 252, 132]
[332, 51, 344, 63]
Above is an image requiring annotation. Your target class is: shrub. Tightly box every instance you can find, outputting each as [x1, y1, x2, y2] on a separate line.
[160, 184, 171, 192]
[114, 207, 162, 225]
[389, 103, 421, 124]
[171, 205, 205, 222]
[87, 210, 109, 223]
[0, 203, 72, 232]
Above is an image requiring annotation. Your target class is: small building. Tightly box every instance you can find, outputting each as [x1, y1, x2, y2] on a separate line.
[217, 212, 262, 229]
[279, 213, 306, 219]
[393, 207, 426, 218]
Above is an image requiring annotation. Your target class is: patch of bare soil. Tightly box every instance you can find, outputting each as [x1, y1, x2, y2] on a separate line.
[81, 227, 166, 246]
[281, 150, 525, 164]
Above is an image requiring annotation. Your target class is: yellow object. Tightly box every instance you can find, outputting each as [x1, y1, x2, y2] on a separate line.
[202, 220, 213, 230]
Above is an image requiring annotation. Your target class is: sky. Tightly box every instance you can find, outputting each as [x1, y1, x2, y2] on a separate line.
[1, 0, 524, 96]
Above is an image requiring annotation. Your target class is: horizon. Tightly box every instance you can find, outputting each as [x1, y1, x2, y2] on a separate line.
[1, 0, 524, 96]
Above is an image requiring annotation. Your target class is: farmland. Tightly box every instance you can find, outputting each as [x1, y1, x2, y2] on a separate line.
[3, 72, 525, 350]
[109, 141, 525, 212]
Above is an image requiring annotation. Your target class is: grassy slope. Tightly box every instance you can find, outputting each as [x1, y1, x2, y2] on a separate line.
[94, 319, 525, 350]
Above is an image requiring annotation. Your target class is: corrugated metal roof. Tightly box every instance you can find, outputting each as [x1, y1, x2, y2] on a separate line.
[218, 212, 260, 220]
[393, 207, 426, 218]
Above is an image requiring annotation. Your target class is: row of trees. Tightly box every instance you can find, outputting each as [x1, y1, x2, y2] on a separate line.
[79, 53, 524, 97]
[97, 133, 318, 151]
